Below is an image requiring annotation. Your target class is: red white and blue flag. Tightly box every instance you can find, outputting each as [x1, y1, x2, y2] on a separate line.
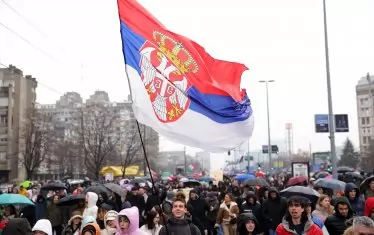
[117, 0, 254, 151]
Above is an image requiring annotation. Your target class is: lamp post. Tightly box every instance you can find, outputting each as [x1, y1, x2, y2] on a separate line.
[259, 80, 274, 171]
[322, 0, 337, 179]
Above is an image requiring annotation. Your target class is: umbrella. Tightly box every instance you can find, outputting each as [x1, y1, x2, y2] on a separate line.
[179, 178, 189, 182]
[0, 194, 34, 206]
[360, 176, 374, 192]
[197, 176, 214, 182]
[234, 174, 255, 181]
[130, 178, 147, 184]
[337, 166, 354, 173]
[84, 185, 111, 196]
[183, 180, 201, 188]
[104, 183, 126, 197]
[242, 178, 269, 187]
[57, 194, 85, 207]
[314, 171, 330, 179]
[41, 182, 67, 191]
[287, 176, 308, 186]
[344, 171, 364, 180]
[280, 186, 320, 203]
[314, 178, 346, 191]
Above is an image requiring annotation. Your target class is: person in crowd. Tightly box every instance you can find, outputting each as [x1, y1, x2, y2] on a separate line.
[344, 183, 365, 215]
[61, 211, 83, 235]
[35, 195, 48, 220]
[32, 219, 53, 235]
[236, 213, 262, 235]
[206, 192, 219, 235]
[216, 193, 240, 235]
[312, 194, 334, 222]
[151, 206, 166, 226]
[240, 192, 262, 226]
[161, 191, 174, 220]
[365, 179, 374, 199]
[3, 218, 32, 235]
[188, 189, 209, 235]
[46, 194, 63, 235]
[351, 216, 374, 235]
[140, 210, 162, 235]
[159, 198, 201, 235]
[82, 223, 101, 235]
[101, 210, 118, 235]
[275, 196, 323, 235]
[115, 206, 146, 235]
[261, 187, 287, 235]
[324, 197, 354, 235]
[364, 197, 374, 220]
[83, 192, 99, 219]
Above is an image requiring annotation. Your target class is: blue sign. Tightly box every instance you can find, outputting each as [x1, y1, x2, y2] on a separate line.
[315, 114, 329, 133]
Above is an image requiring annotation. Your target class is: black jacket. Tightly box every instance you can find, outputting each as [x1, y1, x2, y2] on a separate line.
[324, 197, 354, 235]
[237, 213, 262, 235]
[159, 217, 201, 235]
[261, 187, 287, 230]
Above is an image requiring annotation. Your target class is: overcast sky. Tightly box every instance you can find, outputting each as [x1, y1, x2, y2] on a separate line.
[1, 0, 373, 169]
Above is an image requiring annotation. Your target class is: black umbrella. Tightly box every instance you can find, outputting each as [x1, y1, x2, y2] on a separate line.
[41, 182, 67, 191]
[103, 183, 126, 197]
[84, 185, 111, 196]
[344, 171, 364, 179]
[242, 178, 269, 187]
[314, 178, 346, 191]
[56, 194, 85, 207]
[337, 166, 354, 173]
[280, 186, 320, 203]
[130, 178, 147, 184]
[360, 176, 374, 192]
[313, 171, 330, 179]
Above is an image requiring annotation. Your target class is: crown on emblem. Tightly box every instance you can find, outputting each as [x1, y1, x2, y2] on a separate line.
[153, 31, 198, 74]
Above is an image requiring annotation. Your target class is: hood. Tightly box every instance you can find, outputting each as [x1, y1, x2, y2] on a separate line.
[268, 187, 280, 200]
[81, 216, 97, 231]
[3, 218, 32, 235]
[82, 223, 101, 235]
[32, 219, 52, 235]
[345, 183, 360, 200]
[116, 207, 139, 234]
[334, 197, 353, 217]
[189, 189, 199, 200]
[237, 213, 261, 235]
[364, 197, 374, 216]
[245, 192, 257, 204]
[104, 210, 119, 229]
[86, 192, 98, 208]
[68, 214, 83, 226]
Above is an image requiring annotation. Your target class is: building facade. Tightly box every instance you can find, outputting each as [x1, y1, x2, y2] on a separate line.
[356, 73, 374, 169]
[36, 91, 159, 179]
[0, 65, 37, 181]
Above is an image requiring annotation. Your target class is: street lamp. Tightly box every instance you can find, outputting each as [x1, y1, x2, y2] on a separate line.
[259, 80, 274, 171]
[322, 0, 338, 179]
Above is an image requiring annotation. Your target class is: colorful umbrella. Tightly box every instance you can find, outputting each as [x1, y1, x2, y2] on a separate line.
[0, 194, 34, 206]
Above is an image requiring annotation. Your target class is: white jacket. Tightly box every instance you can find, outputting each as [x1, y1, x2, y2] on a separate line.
[83, 192, 98, 219]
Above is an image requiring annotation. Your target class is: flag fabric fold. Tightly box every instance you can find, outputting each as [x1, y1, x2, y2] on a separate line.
[117, 0, 254, 151]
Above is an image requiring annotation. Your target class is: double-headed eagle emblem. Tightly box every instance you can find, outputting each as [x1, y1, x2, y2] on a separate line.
[139, 31, 199, 123]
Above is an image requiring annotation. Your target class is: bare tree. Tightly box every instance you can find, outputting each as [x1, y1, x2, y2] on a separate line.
[20, 108, 52, 179]
[54, 140, 80, 177]
[78, 104, 121, 180]
[119, 121, 158, 177]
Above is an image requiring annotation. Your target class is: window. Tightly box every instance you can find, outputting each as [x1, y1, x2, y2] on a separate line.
[362, 117, 366, 125]
[367, 117, 370, 125]
[364, 136, 368, 144]
[0, 152, 6, 161]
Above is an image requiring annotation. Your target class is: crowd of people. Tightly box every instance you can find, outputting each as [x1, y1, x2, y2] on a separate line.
[1, 175, 374, 235]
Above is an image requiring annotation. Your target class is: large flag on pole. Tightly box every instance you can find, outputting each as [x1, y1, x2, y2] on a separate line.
[117, 0, 254, 151]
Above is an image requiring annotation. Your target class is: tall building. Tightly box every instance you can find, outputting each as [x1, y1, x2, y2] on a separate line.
[356, 73, 374, 169]
[36, 91, 159, 179]
[0, 65, 37, 181]
[196, 151, 210, 171]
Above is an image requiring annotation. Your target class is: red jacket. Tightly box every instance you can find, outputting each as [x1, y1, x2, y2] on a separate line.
[276, 222, 323, 235]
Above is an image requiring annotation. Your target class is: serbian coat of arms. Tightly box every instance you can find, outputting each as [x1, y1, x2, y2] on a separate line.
[139, 31, 199, 123]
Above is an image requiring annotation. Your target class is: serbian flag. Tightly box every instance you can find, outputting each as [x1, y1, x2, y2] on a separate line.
[117, 0, 254, 151]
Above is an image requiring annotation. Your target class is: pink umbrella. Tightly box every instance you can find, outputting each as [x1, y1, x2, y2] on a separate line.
[325, 175, 333, 179]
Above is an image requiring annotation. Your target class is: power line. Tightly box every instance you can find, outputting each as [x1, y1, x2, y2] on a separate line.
[1, 0, 48, 38]
[0, 21, 60, 63]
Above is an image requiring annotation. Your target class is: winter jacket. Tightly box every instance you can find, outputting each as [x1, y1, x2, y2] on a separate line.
[344, 183, 365, 215]
[159, 217, 200, 235]
[261, 187, 287, 230]
[276, 215, 323, 235]
[324, 197, 354, 235]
